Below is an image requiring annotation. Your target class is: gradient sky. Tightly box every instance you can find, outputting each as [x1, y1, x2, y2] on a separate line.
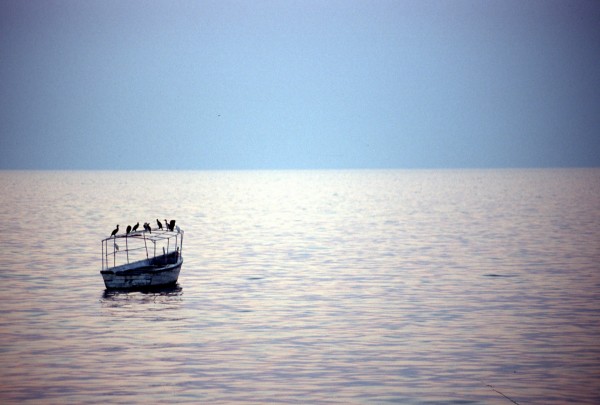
[1, 0, 599, 170]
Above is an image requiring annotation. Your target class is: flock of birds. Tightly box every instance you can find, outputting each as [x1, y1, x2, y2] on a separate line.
[110, 219, 177, 237]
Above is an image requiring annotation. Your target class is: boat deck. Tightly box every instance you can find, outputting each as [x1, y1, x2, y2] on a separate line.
[101, 228, 184, 273]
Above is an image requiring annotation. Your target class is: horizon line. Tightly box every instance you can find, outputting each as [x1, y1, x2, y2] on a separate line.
[1, 165, 599, 172]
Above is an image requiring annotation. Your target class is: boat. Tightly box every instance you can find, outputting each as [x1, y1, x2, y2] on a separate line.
[100, 226, 184, 290]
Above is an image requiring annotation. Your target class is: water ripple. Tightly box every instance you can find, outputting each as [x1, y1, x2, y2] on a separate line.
[1, 169, 599, 404]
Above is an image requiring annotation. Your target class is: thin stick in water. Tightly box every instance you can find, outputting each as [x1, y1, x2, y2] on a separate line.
[487, 384, 520, 405]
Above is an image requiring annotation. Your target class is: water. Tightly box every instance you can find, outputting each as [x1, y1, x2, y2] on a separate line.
[1, 169, 599, 404]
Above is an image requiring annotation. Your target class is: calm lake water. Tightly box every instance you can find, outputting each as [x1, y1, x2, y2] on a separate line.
[0, 169, 599, 404]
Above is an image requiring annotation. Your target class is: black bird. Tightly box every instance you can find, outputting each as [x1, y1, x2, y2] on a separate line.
[156, 219, 163, 230]
[132, 222, 139, 232]
[126, 225, 132, 235]
[110, 225, 119, 237]
[164, 219, 169, 230]
[144, 222, 152, 233]
[168, 219, 176, 231]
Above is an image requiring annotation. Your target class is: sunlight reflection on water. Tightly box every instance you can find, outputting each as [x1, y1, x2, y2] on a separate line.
[0, 169, 599, 404]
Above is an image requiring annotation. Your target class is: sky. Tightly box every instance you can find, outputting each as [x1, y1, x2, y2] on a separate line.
[1, 0, 599, 170]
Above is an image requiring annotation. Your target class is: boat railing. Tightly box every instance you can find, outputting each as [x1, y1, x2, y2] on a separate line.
[102, 228, 184, 271]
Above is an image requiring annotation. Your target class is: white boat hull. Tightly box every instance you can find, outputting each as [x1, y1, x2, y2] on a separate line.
[101, 256, 183, 289]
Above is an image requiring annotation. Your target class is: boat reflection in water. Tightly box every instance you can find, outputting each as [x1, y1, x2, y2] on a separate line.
[100, 283, 183, 315]
[101, 283, 183, 299]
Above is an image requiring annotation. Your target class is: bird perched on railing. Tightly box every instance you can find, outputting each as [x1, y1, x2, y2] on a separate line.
[132, 222, 139, 232]
[126, 225, 132, 235]
[156, 219, 163, 230]
[110, 225, 119, 237]
[168, 219, 176, 231]
[143, 222, 151, 233]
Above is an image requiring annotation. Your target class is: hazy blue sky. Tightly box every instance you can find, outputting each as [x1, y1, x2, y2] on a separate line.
[1, 0, 599, 169]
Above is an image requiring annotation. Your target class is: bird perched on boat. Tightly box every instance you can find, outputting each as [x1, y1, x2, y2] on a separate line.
[168, 219, 176, 231]
[132, 222, 139, 232]
[156, 219, 163, 230]
[110, 225, 119, 237]
[126, 225, 132, 235]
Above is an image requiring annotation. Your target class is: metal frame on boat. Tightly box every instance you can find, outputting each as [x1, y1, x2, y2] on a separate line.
[100, 228, 184, 289]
